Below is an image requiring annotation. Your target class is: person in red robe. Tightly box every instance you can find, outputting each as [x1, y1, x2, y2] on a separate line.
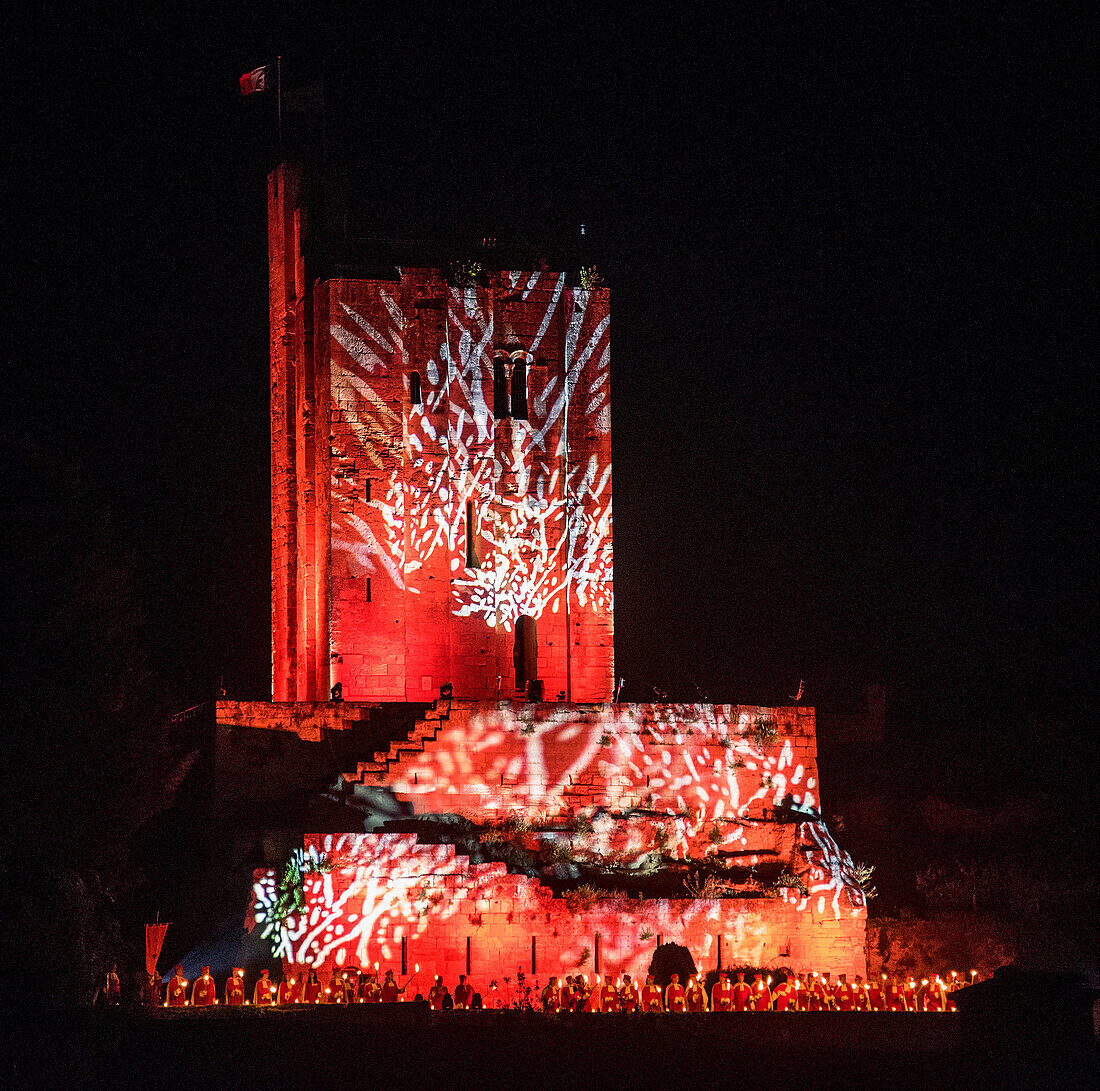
[711, 970, 733, 1011]
[773, 975, 794, 1011]
[685, 976, 707, 1012]
[143, 971, 161, 1008]
[341, 971, 360, 1003]
[925, 978, 946, 1012]
[598, 975, 620, 1012]
[820, 972, 836, 1010]
[453, 974, 473, 1009]
[577, 976, 593, 1011]
[191, 966, 216, 1007]
[579, 976, 594, 1011]
[541, 977, 561, 1012]
[791, 974, 807, 1011]
[556, 976, 572, 1011]
[277, 971, 299, 1005]
[868, 975, 886, 1011]
[428, 976, 448, 1011]
[361, 971, 382, 1003]
[732, 971, 751, 1012]
[326, 971, 347, 1004]
[300, 969, 321, 1004]
[381, 969, 402, 1003]
[750, 973, 771, 1011]
[619, 974, 640, 1013]
[885, 974, 905, 1011]
[253, 969, 276, 1006]
[834, 974, 853, 1011]
[665, 973, 686, 1013]
[851, 976, 870, 1011]
[903, 978, 918, 1012]
[166, 966, 188, 1007]
[225, 969, 245, 1006]
[641, 975, 663, 1012]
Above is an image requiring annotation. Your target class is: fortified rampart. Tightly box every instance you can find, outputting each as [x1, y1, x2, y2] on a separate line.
[237, 700, 868, 981]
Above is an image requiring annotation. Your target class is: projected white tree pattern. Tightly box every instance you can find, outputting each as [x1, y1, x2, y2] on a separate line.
[329, 273, 612, 632]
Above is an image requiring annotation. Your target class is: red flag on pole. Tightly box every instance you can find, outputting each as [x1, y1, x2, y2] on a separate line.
[239, 66, 268, 95]
[145, 923, 169, 976]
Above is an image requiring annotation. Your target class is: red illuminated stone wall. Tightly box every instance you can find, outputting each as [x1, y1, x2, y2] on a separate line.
[269, 166, 613, 704]
[245, 702, 868, 980]
[348, 702, 824, 866]
[249, 832, 867, 990]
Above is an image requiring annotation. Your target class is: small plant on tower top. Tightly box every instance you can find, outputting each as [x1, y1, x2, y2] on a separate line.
[578, 265, 603, 290]
[752, 716, 779, 747]
[451, 260, 483, 287]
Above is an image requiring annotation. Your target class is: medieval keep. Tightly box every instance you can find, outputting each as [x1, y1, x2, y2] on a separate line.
[218, 162, 868, 987]
[267, 164, 612, 706]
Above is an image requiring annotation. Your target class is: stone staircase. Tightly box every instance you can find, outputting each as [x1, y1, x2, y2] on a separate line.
[346, 706, 453, 780]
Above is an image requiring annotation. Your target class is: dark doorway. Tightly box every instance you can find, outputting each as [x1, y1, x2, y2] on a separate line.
[514, 615, 537, 692]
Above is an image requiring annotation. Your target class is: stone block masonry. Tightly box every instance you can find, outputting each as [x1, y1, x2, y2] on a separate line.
[249, 832, 867, 992]
[243, 701, 868, 980]
[268, 164, 613, 704]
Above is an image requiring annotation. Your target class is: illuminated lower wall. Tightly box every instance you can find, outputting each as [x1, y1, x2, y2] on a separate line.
[242, 701, 868, 981]
[249, 833, 867, 988]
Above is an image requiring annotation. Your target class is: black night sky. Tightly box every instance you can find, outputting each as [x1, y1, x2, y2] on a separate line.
[5, 5, 1095, 864]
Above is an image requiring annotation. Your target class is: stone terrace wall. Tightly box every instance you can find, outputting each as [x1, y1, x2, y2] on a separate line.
[249, 833, 867, 991]
[351, 701, 823, 866]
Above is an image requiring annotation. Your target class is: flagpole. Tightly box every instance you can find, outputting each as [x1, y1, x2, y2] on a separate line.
[276, 55, 283, 160]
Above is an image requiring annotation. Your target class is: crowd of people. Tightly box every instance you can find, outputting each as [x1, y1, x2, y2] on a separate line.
[152, 964, 977, 1013]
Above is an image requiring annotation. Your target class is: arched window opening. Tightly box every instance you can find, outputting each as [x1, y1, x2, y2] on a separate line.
[510, 357, 528, 420]
[465, 499, 480, 569]
[410, 370, 422, 405]
[493, 358, 508, 419]
[514, 615, 538, 693]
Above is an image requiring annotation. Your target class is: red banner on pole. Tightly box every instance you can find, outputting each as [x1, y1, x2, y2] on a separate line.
[145, 923, 169, 976]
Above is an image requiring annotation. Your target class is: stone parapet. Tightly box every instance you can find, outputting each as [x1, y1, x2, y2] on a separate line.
[216, 700, 376, 742]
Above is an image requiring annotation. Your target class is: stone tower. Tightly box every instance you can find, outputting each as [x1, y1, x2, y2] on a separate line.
[231, 163, 868, 987]
[268, 165, 613, 704]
